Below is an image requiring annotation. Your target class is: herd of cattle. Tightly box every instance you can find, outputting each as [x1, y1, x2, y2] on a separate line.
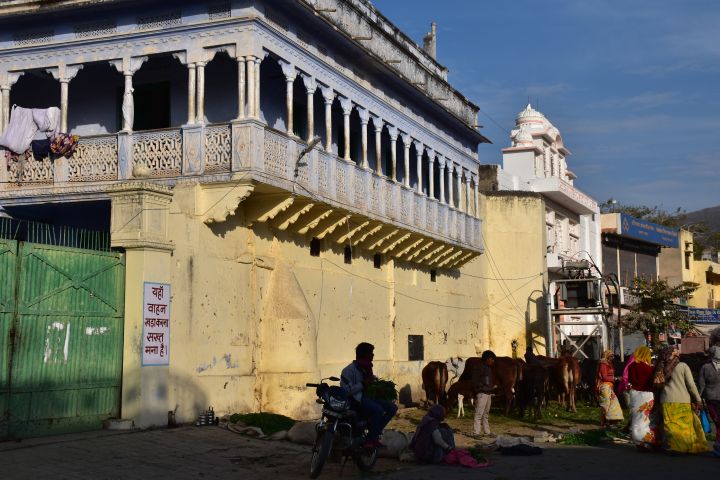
[421, 352, 711, 419]
[421, 354, 587, 419]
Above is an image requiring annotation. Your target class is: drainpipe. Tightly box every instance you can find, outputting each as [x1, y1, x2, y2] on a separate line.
[546, 282, 555, 357]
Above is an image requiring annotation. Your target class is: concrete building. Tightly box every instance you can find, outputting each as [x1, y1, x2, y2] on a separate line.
[479, 104, 603, 358]
[0, 0, 547, 437]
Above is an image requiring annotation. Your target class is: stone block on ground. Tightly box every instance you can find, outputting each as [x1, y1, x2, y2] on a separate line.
[379, 429, 411, 458]
[288, 421, 318, 445]
[269, 430, 288, 441]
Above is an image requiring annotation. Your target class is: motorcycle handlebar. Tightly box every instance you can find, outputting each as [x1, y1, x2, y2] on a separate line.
[306, 383, 321, 388]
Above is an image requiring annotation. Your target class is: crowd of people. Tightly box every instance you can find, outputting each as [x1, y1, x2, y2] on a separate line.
[598, 345, 720, 456]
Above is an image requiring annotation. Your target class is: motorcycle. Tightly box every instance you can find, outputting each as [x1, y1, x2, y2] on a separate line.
[305, 376, 378, 478]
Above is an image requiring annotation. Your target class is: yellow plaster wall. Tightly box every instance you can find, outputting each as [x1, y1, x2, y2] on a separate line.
[689, 259, 720, 308]
[659, 229, 694, 287]
[119, 184, 547, 424]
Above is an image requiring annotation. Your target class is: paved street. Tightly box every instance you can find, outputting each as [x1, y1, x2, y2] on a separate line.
[1, 426, 717, 479]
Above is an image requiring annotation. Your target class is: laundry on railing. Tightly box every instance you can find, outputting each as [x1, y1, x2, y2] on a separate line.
[0, 105, 61, 154]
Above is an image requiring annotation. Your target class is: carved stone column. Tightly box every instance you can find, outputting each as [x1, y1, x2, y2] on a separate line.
[426, 147, 435, 199]
[465, 173, 471, 213]
[472, 173, 479, 217]
[246, 55, 256, 118]
[235, 57, 245, 120]
[254, 56, 261, 120]
[339, 96, 352, 162]
[371, 115, 383, 176]
[279, 60, 296, 135]
[320, 85, 334, 152]
[0, 71, 21, 130]
[388, 125, 398, 182]
[401, 133, 411, 188]
[302, 74, 316, 142]
[196, 61, 206, 124]
[447, 162, 454, 209]
[187, 63, 196, 124]
[438, 154, 446, 204]
[413, 139, 424, 194]
[358, 106, 369, 169]
[456, 165, 463, 212]
[48, 64, 83, 133]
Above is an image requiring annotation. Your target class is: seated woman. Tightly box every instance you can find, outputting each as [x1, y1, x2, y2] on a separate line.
[410, 405, 455, 464]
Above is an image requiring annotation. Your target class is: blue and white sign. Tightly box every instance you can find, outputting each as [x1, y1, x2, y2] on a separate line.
[685, 307, 720, 324]
[619, 214, 679, 248]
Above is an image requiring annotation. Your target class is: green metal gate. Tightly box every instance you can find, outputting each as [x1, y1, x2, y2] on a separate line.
[0, 239, 125, 438]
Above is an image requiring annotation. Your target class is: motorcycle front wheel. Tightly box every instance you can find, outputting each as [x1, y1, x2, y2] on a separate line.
[309, 429, 334, 478]
[353, 445, 378, 472]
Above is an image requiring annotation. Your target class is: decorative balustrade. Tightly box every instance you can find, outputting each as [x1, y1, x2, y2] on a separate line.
[132, 128, 182, 177]
[70, 134, 118, 181]
[0, 120, 482, 251]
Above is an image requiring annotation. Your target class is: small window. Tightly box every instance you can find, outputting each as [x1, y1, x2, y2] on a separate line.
[344, 245, 352, 264]
[685, 252, 691, 270]
[373, 253, 382, 269]
[310, 237, 320, 257]
[408, 335, 424, 361]
[430, 269, 437, 282]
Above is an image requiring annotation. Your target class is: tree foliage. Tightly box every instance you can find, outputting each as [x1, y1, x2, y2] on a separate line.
[622, 278, 699, 347]
[599, 201, 687, 228]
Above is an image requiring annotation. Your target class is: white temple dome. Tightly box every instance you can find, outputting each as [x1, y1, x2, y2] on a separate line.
[514, 127, 533, 146]
[516, 103, 545, 125]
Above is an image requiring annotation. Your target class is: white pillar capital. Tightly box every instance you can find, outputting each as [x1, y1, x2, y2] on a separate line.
[4, 71, 24, 88]
[425, 147, 435, 159]
[370, 114, 383, 132]
[128, 56, 148, 75]
[413, 139, 424, 155]
[320, 85, 335, 104]
[278, 59, 296, 82]
[388, 125, 398, 140]
[301, 74, 316, 94]
[357, 106, 369, 125]
[437, 154, 446, 169]
[400, 132, 411, 146]
[339, 96, 353, 115]
[172, 51, 188, 65]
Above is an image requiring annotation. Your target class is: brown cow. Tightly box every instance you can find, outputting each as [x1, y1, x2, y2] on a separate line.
[421, 361, 448, 406]
[445, 380, 475, 417]
[537, 354, 579, 412]
[459, 356, 524, 415]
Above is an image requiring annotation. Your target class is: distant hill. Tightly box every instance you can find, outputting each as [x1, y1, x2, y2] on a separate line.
[686, 205, 720, 232]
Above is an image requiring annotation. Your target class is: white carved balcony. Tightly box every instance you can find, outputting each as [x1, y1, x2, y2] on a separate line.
[529, 177, 598, 215]
[0, 120, 483, 267]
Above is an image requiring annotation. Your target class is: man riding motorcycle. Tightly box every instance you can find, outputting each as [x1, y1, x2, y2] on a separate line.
[340, 342, 397, 449]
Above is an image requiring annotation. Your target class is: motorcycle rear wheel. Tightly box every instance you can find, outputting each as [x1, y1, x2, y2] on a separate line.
[309, 430, 334, 478]
[353, 445, 378, 472]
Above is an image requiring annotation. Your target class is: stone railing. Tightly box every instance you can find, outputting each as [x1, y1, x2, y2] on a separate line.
[0, 119, 482, 251]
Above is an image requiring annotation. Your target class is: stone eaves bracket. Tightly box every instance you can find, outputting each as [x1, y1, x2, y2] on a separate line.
[198, 177, 255, 224]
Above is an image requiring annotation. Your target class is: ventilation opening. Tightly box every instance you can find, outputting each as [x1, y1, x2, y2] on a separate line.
[430, 269, 437, 282]
[408, 335, 424, 361]
[373, 253, 382, 269]
[344, 245, 352, 264]
[310, 237, 320, 257]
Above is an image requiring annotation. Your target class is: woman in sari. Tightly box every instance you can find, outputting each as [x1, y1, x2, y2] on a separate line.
[627, 346, 657, 448]
[596, 350, 624, 427]
[697, 345, 720, 456]
[655, 346, 709, 453]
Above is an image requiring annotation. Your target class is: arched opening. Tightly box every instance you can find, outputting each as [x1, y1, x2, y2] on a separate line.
[349, 107, 361, 165]
[292, 76, 307, 139]
[409, 141, 419, 189]
[421, 150, 430, 196]
[431, 156, 440, 201]
[311, 85, 323, 142]
[259, 57, 284, 131]
[68, 62, 123, 135]
[331, 97, 343, 156]
[397, 135, 409, 185]
[10, 70, 59, 111]
[132, 54, 187, 130]
[368, 116, 381, 172]
[380, 126, 391, 178]
[205, 51, 238, 124]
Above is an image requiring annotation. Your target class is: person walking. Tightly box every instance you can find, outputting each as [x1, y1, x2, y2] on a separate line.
[655, 346, 709, 453]
[698, 345, 720, 457]
[596, 350, 624, 427]
[472, 350, 496, 437]
[627, 346, 658, 448]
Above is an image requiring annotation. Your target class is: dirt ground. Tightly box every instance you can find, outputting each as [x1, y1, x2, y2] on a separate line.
[2, 401, 717, 479]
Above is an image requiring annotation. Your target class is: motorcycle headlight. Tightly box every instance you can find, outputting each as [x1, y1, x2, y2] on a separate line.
[328, 396, 348, 411]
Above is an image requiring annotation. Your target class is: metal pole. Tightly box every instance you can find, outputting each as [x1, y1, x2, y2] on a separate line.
[618, 283, 624, 361]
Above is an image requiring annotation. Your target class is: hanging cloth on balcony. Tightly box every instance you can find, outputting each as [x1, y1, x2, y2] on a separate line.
[0, 105, 61, 154]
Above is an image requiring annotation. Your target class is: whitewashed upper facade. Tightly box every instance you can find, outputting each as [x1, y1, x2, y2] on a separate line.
[500, 104, 601, 273]
[0, 0, 490, 266]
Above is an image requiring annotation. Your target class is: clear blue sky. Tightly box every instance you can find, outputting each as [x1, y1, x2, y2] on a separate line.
[373, 0, 720, 212]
